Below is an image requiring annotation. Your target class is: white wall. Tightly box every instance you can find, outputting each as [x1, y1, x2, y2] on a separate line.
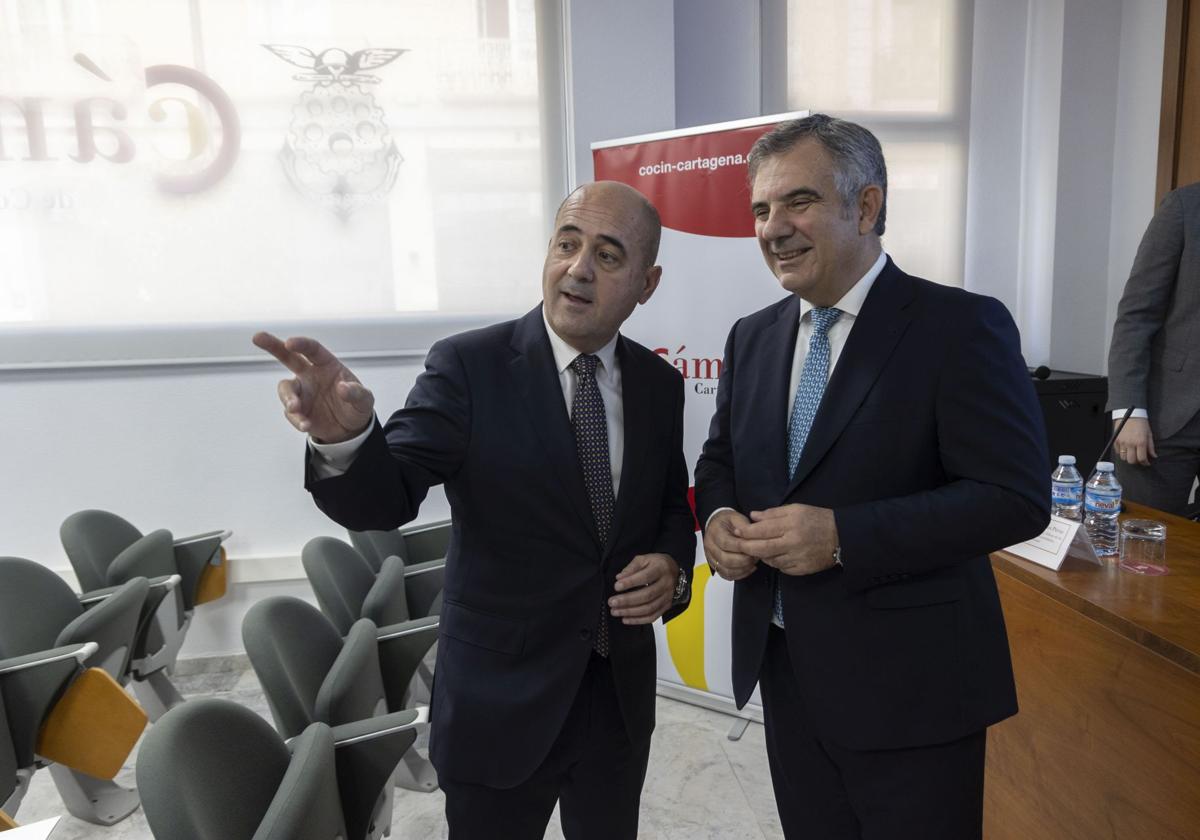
[965, 0, 1166, 372]
[0, 0, 1172, 656]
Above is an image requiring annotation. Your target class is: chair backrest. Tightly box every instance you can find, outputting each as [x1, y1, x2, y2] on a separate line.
[242, 598, 343, 739]
[0, 697, 17, 806]
[0, 557, 83, 656]
[60, 510, 143, 592]
[347, 530, 407, 572]
[137, 698, 347, 840]
[302, 538, 379, 636]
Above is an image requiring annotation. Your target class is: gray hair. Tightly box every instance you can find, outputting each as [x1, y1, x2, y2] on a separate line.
[747, 114, 888, 236]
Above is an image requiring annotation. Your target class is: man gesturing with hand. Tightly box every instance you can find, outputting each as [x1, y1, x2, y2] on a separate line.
[257, 181, 695, 840]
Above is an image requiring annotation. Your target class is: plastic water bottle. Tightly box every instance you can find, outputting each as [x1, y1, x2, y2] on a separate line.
[1084, 461, 1122, 557]
[1050, 455, 1084, 521]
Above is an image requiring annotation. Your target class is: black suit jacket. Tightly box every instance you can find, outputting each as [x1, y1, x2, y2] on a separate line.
[307, 306, 695, 787]
[695, 258, 1049, 751]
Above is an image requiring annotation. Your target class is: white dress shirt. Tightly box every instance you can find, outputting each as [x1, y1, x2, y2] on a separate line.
[309, 312, 626, 496]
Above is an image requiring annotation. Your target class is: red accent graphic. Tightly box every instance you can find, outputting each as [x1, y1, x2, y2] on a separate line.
[686, 486, 701, 532]
[593, 123, 780, 238]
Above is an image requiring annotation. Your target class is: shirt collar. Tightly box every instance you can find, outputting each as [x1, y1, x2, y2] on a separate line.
[799, 250, 887, 323]
[542, 308, 619, 375]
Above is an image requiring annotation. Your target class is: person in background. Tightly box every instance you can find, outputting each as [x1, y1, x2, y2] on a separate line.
[255, 181, 695, 839]
[1107, 180, 1200, 519]
[695, 114, 1049, 839]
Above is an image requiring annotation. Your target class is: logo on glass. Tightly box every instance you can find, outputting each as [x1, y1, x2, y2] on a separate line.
[264, 45, 407, 219]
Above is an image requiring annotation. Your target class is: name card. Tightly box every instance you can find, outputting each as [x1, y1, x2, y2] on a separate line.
[1005, 515, 1100, 570]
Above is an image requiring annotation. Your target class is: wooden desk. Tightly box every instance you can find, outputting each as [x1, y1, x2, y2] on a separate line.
[985, 502, 1200, 839]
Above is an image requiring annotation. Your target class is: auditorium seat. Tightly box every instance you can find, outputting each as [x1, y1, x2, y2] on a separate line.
[0, 558, 150, 825]
[243, 597, 437, 836]
[138, 698, 350, 840]
[59, 509, 231, 717]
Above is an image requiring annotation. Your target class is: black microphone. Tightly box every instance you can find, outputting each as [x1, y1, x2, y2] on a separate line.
[1029, 365, 1051, 380]
[1098, 406, 1136, 465]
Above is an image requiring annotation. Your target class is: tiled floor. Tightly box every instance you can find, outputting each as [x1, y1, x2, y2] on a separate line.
[12, 664, 784, 840]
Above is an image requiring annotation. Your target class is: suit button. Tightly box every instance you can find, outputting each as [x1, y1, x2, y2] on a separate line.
[579, 628, 591, 641]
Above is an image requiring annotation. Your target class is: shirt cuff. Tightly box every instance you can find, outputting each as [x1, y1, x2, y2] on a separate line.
[308, 421, 374, 479]
[704, 507, 735, 530]
[1112, 408, 1148, 420]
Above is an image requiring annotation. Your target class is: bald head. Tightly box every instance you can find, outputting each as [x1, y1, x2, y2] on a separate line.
[555, 181, 662, 268]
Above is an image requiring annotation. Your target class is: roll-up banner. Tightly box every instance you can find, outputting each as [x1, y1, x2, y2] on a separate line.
[593, 111, 808, 720]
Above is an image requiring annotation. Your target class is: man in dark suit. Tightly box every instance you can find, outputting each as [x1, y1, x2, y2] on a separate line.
[1108, 180, 1200, 518]
[695, 115, 1049, 839]
[254, 181, 695, 839]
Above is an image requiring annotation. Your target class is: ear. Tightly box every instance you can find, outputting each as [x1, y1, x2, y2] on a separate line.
[637, 265, 663, 305]
[857, 185, 883, 235]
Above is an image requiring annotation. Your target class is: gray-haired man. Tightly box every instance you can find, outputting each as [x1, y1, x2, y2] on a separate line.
[695, 114, 1049, 839]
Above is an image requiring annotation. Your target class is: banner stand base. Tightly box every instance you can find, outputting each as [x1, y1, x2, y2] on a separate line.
[656, 680, 763, 741]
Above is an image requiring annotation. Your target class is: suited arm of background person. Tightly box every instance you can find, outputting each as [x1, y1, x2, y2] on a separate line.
[1107, 189, 1186, 467]
[697, 297, 1051, 591]
[255, 331, 467, 532]
[611, 369, 696, 626]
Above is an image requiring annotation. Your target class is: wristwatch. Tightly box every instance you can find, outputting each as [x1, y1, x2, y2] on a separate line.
[832, 545, 843, 567]
[671, 567, 689, 602]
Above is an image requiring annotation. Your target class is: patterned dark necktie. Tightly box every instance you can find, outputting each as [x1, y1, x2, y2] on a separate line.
[570, 354, 614, 656]
[774, 306, 842, 627]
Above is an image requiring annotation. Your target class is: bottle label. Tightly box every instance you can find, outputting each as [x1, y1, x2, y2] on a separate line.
[1052, 481, 1083, 505]
[1085, 489, 1121, 513]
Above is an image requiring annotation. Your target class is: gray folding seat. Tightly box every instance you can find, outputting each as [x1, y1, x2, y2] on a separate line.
[303, 538, 441, 727]
[138, 697, 422, 840]
[0, 699, 15, 826]
[59, 509, 231, 717]
[243, 597, 438, 835]
[0, 557, 149, 825]
[346, 519, 449, 619]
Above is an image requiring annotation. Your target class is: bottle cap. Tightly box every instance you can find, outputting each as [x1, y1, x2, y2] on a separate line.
[1095, 461, 1114, 471]
[1057, 455, 1076, 465]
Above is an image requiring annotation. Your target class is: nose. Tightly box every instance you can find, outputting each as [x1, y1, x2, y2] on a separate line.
[567, 248, 595, 282]
[758, 204, 793, 242]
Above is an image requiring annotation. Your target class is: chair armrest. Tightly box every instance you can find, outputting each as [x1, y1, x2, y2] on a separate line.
[402, 558, 446, 578]
[172, 529, 231, 548]
[328, 706, 429, 748]
[0, 643, 98, 675]
[79, 575, 178, 607]
[398, 520, 450, 537]
[398, 520, 451, 566]
[376, 615, 439, 642]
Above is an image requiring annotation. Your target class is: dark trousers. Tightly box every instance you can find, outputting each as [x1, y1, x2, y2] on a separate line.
[441, 652, 651, 840]
[759, 626, 987, 840]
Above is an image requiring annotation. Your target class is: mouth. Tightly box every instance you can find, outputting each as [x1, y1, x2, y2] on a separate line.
[561, 290, 592, 306]
[773, 246, 810, 264]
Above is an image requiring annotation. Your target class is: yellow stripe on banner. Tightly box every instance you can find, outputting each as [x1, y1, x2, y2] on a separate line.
[666, 563, 712, 691]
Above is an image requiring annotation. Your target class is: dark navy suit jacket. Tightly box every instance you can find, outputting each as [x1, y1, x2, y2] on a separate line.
[307, 305, 695, 787]
[695, 258, 1049, 751]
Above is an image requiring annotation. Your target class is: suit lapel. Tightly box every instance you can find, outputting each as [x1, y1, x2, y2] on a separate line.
[785, 261, 916, 495]
[607, 337, 647, 557]
[508, 308, 601, 549]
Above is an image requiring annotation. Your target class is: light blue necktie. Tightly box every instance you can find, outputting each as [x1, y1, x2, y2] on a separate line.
[774, 306, 842, 627]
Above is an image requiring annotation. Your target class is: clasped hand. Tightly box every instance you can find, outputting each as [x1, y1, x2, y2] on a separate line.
[608, 553, 679, 624]
[253, 332, 375, 443]
[704, 504, 838, 579]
